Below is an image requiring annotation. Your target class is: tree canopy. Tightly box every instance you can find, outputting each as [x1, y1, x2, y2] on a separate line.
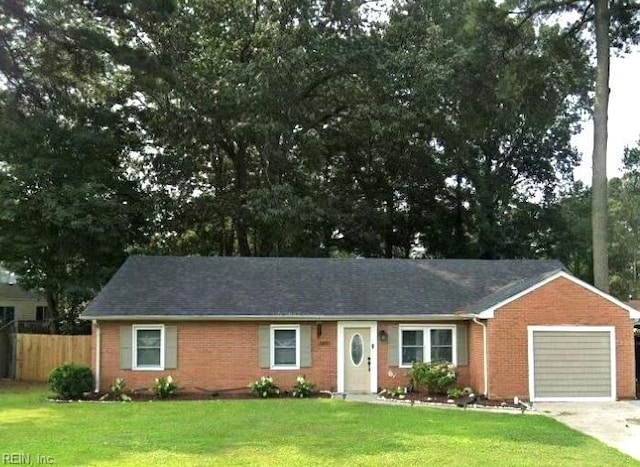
[2, 0, 636, 331]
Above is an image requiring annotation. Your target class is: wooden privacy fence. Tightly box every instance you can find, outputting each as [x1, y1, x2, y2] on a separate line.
[16, 334, 91, 381]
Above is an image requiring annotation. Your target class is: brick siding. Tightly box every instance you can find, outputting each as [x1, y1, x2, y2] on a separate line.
[487, 276, 636, 400]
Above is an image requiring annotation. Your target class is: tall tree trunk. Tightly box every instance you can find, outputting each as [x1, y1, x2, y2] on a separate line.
[453, 173, 466, 258]
[592, 0, 610, 292]
[384, 190, 394, 258]
[231, 146, 252, 256]
[45, 293, 59, 334]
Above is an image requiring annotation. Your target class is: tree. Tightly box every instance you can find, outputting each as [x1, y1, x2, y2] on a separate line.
[607, 140, 640, 298]
[508, 0, 640, 290]
[387, 0, 591, 258]
[592, 0, 611, 292]
[0, 0, 147, 332]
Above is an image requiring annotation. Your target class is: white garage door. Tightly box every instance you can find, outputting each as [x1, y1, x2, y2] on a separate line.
[528, 326, 615, 401]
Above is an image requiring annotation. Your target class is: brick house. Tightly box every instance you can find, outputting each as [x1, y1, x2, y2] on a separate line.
[82, 256, 640, 401]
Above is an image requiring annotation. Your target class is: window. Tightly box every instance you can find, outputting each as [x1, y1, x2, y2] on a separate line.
[36, 306, 49, 321]
[0, 306, 15, 323]
[133, 325, 164, 370]
[270, 325, 300, 369]
[399, 326, 455, 367]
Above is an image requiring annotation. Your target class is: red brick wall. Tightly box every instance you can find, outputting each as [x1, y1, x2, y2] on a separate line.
[468, 321, 485, 395]
[96, 321, 338, 392]
[94, 320, 471, 393]
[487, 276, 636, 400]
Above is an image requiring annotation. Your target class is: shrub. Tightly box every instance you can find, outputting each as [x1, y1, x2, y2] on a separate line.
[100, 378, 132, 402]
[250, 376, 280, 398]
[48, 363, 94, 399]
[446, 387, 466, 399]
[292, 375, 314, 398]
[151, 375, 178, 399]
[409, 361, 457, 395]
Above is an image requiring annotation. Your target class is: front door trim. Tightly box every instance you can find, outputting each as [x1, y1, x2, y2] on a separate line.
[337, 321, 377, 393]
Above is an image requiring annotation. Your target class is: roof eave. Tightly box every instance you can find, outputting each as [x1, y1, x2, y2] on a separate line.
[81, 313, 477, 322]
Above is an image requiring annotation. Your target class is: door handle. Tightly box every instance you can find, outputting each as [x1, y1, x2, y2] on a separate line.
[367, 356, 371, 372]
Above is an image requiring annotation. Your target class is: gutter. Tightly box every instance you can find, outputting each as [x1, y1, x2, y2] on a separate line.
[473, 317, 488, 398]
[80, 313, 478, 322]
[94, 320, 100, 393]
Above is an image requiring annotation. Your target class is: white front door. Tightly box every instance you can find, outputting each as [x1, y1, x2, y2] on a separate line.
[344, 328, 370, 392]
[338, 322, 377, 393]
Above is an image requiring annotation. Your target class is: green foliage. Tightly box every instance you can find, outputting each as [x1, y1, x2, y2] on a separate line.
[409, 362, 457, 396]
[100, 378, 132, 402]
[250, 376, 280, 398]
[48, 363, 94, 399]
[151, 376, 178, 399]
[0, 0, 147, 332]
[446, 387, 471, 399]
[292, 375, 314, 398]
[0, 0, 603, 305]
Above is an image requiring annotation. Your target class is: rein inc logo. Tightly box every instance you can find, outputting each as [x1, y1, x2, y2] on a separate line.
[2, 454, 54, 465]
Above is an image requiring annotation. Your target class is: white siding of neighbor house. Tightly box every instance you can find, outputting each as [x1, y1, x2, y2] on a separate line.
[0, 298, 48, 321]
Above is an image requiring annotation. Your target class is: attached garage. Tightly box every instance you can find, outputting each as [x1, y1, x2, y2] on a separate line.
[528, 326, 616, 401]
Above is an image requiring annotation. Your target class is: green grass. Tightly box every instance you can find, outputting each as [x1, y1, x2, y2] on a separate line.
[0, 386, 637, 466]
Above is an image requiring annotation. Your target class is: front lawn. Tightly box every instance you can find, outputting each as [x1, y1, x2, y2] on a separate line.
[0, 386, 636, 466]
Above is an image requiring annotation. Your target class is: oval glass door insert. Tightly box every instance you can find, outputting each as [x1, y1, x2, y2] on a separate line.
[350, 333, 363, 366]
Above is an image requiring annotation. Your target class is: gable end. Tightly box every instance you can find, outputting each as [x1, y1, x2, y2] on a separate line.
[477, 271, 640, 320]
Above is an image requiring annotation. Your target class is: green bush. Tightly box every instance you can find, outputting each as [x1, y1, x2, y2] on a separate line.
[446, 387, 466, 399]
[250, 376, 280, 398]
[292, 375, 314, 398]
[151, 376, 178, 399]
[409, 361, 457, 395]
[48, 363, 94, 399]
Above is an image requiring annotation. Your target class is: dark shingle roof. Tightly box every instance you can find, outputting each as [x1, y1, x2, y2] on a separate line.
[83, 256, 565, 319]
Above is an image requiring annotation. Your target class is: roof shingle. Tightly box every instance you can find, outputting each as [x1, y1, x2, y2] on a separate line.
[83, 256, 565, 319]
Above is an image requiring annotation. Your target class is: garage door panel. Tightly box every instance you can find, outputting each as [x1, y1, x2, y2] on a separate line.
[534, 351, 610, 361]
[531, 329, 613, 400]
[534, 387, 611, 397]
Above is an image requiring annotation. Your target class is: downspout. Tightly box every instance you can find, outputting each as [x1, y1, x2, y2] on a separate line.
[473, 317, 488, 398]
[94, 320, 100, 393]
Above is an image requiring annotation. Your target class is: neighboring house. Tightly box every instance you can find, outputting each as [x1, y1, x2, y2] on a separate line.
[82, 256, 640, 402]
[0, 283, 49, 324]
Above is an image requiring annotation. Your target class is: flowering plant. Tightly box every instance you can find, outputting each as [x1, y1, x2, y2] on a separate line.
[409, 361, 457, 395]
[250, 376, 280, 398]
[292, 375, 314, 398]
[151, 375, 178, 399]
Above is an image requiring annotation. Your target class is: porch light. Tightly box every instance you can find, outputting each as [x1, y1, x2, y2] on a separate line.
[379, 330, 388, 342]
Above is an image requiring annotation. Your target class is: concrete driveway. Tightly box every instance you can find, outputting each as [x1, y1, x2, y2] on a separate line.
[535, 401, 640, 461]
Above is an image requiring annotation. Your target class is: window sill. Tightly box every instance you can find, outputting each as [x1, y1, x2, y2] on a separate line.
[132, 366, 165, 371]
[270, 365, 300, 371]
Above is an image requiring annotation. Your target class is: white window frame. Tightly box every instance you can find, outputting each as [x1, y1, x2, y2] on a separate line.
[270, 325, 300, 370]
[399, 324, 457, 368]
[133, 324, 165, 371]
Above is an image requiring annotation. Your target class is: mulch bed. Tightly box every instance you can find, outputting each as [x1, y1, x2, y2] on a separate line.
[379, 392, 530, 412]
[50, 388, 333, 402]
